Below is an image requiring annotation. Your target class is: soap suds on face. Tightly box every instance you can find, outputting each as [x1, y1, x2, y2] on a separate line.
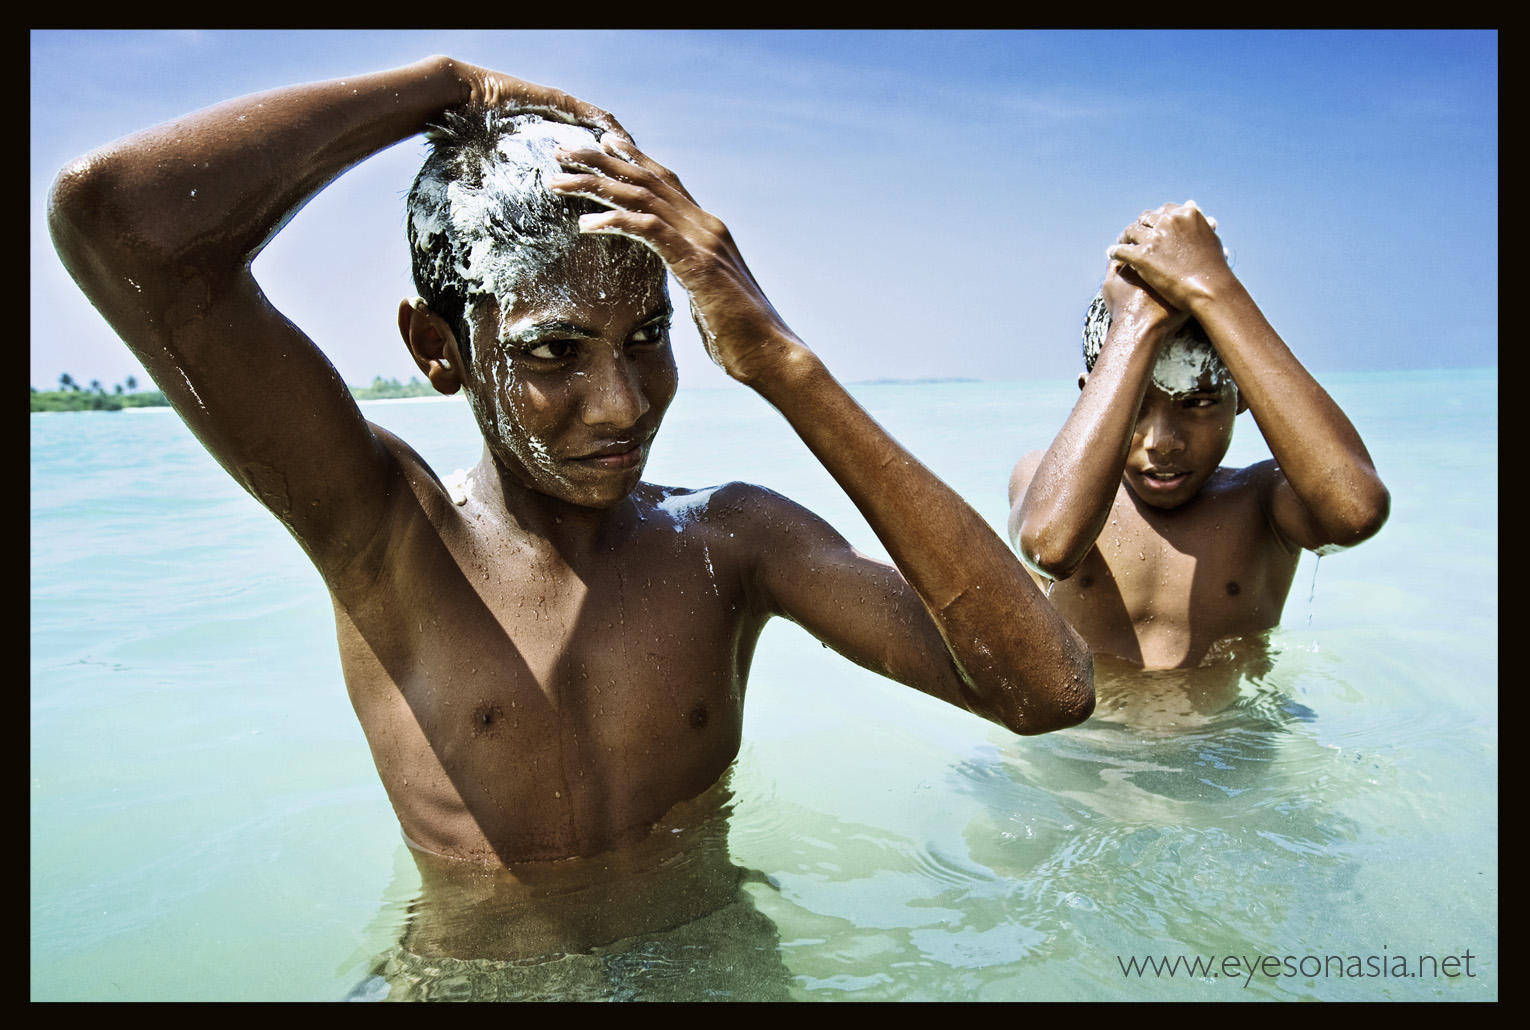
[409, 111, 672, 494]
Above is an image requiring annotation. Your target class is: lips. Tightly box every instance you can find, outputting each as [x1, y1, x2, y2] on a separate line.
[569, 437, 650, 470]
[1138, 467, 1190, 492]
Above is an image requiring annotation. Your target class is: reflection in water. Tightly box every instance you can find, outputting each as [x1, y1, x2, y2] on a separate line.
[946, 638, 1375, 998]
[349, 775, 794, 1001]
[338, 637, 1450, 1000]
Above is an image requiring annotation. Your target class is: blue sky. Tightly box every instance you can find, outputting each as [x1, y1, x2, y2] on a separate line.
[31, 30, 1497, 392]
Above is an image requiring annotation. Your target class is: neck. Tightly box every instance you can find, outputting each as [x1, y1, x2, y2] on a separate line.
[469, 446, 639, 557]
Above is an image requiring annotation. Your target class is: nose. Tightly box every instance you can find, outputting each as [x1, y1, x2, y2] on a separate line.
[581, 349, 649, 430]
[1138, 406, 1184, 456]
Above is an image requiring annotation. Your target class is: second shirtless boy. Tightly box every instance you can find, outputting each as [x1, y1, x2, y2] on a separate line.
[1009, 202, 1389, 670]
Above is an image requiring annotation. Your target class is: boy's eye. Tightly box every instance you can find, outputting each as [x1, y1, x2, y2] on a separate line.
[630, 322, 670, 345]
[527, 340, 576, 360]
[1182, 396, 1219, 409]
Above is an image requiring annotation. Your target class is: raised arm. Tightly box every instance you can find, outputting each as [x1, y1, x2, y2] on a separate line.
[1008, 264, 1185, 580]
[47, 56, 624, 572]
[547, 135, 1093, 735]
[1109, 202, 1390, 551]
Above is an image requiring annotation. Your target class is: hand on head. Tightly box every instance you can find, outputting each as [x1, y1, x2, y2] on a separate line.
[1102, 259, 1189, 338]
[1105, 201, 1232, 313]
[448, 58, 632, 143]
[545, 134, 793, 384]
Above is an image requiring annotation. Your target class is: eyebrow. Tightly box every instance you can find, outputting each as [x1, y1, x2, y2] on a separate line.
[498, 306, 673, 345]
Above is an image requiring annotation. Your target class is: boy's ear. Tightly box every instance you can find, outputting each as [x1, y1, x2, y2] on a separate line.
[1078, 372, 1088, 392]
[1235, 389, 1249, 415]
[398, 298, 463, 395]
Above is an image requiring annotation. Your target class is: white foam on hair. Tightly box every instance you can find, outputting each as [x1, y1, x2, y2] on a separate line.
[1151, 335, 1235, 397]
[412, 115, 657, 338]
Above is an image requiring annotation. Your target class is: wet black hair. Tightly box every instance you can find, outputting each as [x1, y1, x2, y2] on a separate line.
[1080, 289, 1221, 378]
[404, 107, 630, 369]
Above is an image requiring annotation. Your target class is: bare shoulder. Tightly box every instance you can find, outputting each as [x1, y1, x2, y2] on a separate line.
[635, 480, 875, 611]
[1196, 460, 1302, 552]
[636, 480, 834, 547]
[1203, 459, 1282, 495]
[367, 421, 456, 509]
[317, 421, 458, 594]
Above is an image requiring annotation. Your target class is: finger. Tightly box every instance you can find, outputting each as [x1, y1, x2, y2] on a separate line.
[1183, 199, 1217, 231]
[546, 171, 661, 213]
[552, 144, 699, 209]
[598, 133, 700, 204]
[490, 75, 633, 143]
[532, 90, 632, 143]
[576, 209, 687, 269]
[599, 131, 662, 171]
[552, 143, 657, 186]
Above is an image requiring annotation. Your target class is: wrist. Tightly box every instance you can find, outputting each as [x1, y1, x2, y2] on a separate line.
[1102, 307, 1175, 360]
[740, 331, 822, 400]
[1181, 267, 1246, 322]
[416, 55, 477, 114]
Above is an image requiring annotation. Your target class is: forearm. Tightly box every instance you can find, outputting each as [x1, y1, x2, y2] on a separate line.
[1017, 314, 1166, 577]
[1191, 282, 1389, 541]
[49, 56, 463, 298]
[754, 340, 1093, 733]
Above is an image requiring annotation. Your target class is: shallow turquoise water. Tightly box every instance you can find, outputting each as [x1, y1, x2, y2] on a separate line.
[30, 371, 1496, 1000]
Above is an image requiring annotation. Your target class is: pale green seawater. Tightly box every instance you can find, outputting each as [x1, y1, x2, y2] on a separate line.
[31, 371, 1496, 1000]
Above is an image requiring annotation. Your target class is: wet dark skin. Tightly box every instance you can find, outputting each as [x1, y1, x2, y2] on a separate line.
[51, 56, 1091, 869]
[1009, 202, 1390, 670]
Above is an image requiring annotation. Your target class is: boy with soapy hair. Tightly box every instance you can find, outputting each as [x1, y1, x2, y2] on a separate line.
[1008, 201, 1390, 670]
[49, 56, 1092, 880]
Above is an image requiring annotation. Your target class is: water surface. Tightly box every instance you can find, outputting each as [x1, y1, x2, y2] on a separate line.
[30, 371, 1497, 1000]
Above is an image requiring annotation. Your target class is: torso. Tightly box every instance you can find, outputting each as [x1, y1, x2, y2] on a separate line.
[1042, 463, 1300, 669]
[327, 440, 771, 865]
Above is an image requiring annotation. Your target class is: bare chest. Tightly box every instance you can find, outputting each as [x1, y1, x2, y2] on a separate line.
[332, 518, 760, 861]
[1051, 484, 1297, 667]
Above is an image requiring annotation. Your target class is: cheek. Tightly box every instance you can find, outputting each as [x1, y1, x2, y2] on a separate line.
[645, 350, 679, 415]
[1193, 416, 1237, 459]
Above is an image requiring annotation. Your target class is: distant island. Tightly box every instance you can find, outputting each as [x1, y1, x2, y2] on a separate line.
[34, 373, 988, 412]
[31, 374, 444, 412]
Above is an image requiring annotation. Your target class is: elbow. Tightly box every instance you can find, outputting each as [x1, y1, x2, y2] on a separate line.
[48, 159, 102, 264]
[1017, 522, 1087, 583]
[994, 633, 1096, 736]
[50, 156, 133, 283]
[1324, 481, 1391, 549]
[49, 152, 180, 287]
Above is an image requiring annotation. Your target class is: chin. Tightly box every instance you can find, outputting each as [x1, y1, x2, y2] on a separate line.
[551, 468, 648, 510]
